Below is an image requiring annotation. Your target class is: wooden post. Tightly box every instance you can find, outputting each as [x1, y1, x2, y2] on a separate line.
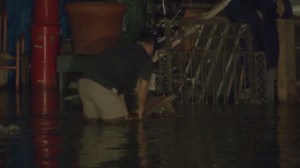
[277, 19, 297, 103]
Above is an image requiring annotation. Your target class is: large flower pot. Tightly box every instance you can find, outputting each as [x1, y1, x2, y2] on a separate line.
[65, 2, 127, 55]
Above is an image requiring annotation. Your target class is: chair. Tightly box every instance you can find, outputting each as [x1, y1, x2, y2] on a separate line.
[0, 12, 24, 92]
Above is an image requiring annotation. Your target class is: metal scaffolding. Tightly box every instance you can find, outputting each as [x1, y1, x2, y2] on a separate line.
[155, 18, 267, 104]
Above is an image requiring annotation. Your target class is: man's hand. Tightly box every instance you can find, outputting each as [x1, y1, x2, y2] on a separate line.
[119, 94, 130, 119]
[134, 107, 144, 119]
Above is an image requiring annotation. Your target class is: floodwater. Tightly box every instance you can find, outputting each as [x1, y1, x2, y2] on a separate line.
[0, 88, 300, 168]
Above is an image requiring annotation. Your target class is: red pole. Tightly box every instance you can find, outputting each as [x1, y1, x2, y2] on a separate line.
[34, 0, 59, 26]
[31, 25, 59, 87]
[31, 0, 59, 88]
[31, 2, 61, 162]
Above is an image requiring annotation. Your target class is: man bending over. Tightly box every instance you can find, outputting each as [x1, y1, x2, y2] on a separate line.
[78, 32, 155, 122]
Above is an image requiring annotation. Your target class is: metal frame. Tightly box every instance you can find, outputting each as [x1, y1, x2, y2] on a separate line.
[156, 18, 267, 104]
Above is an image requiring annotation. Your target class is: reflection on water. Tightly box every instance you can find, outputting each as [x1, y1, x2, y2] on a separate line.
[75, 121, 150, 168]
[0, 89, 300, 168]
[77, 123, 127, 167]
[278, 105, 300, 168]
[31, 88, 62, 168]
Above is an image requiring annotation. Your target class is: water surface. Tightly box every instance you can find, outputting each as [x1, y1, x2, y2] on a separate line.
[0, 89, 299, 168]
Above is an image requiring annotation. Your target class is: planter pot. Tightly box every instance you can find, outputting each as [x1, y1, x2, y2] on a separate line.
[65, 2, 127, 55]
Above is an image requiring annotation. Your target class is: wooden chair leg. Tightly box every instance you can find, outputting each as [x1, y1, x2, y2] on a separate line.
[0, 13, 2, 52]
[15, 39, 20, 91]
[3, 12, 6, 53]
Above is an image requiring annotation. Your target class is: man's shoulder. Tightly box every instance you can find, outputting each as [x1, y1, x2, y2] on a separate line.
[99, 43, 148, 60]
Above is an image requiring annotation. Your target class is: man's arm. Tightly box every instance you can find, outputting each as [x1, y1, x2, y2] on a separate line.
[136, 79, 149, 119]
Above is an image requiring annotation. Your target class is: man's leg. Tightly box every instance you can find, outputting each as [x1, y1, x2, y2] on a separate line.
[78, 79, 101, 119]
[92, 86, 124, 121]
[79, 79, 124, 121]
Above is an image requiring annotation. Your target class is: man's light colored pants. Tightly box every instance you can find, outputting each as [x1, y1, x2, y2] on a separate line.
[78, 79, 124, 121]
